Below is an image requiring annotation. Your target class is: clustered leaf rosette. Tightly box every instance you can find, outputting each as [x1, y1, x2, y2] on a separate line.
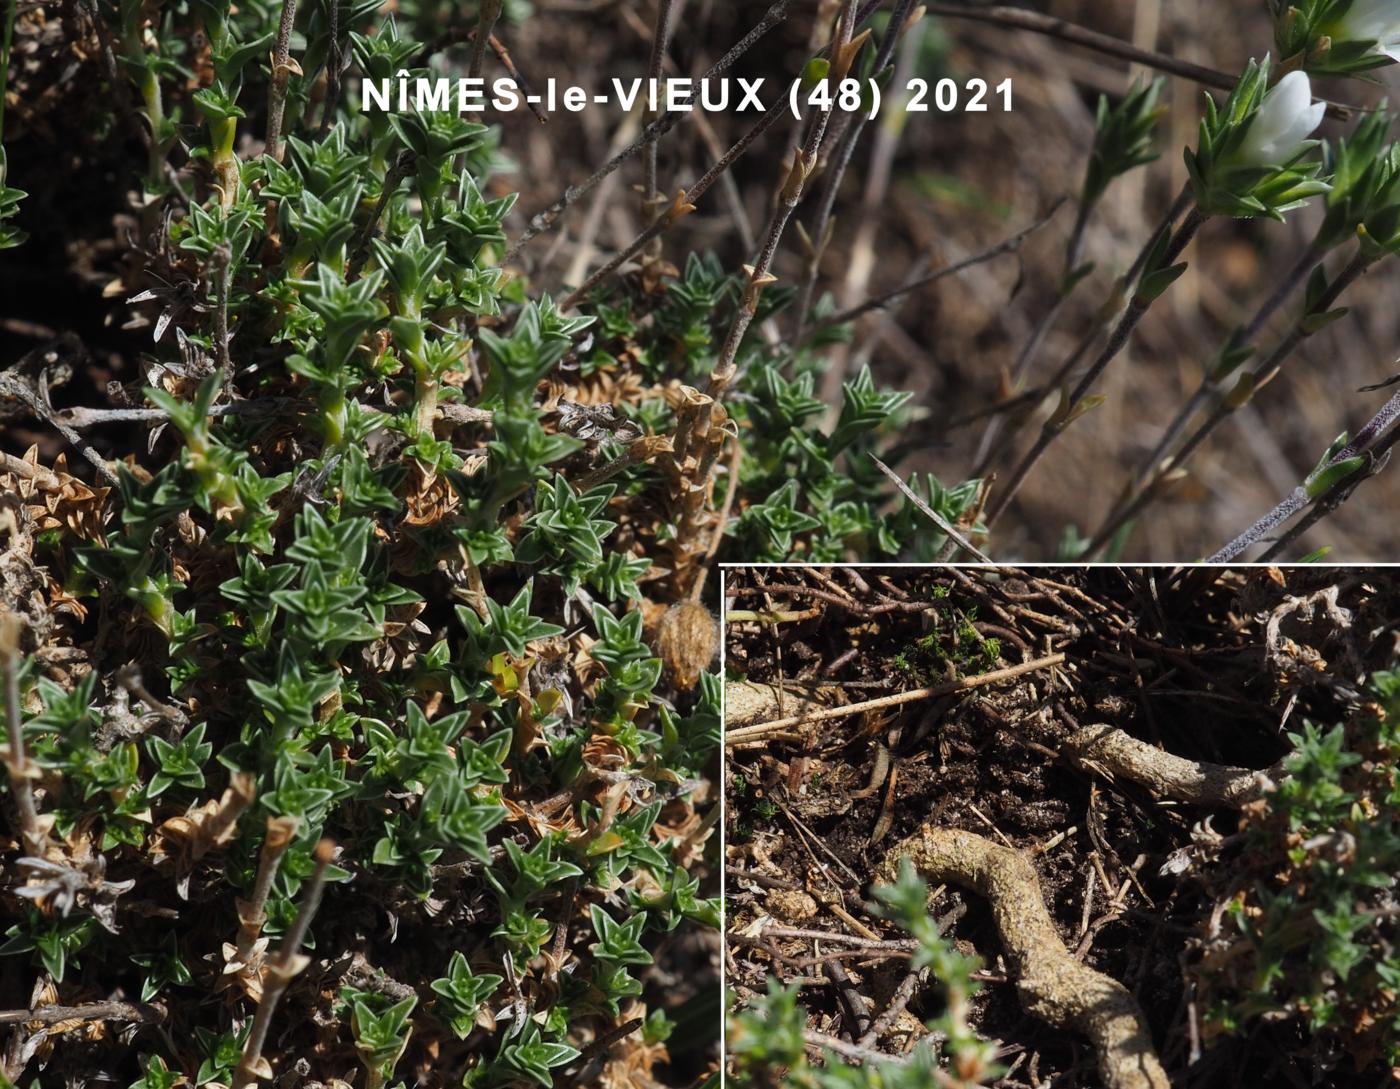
[0, 148, 28, 250]
[1353, 139, 1400, 257]
[1083, 77, 1166, 208]
[1185, 58, 1331, 219]
[1273, 0, 1400, 75]
[1200, 669, 1400, 1068]
[1315, 106, 1400, 250]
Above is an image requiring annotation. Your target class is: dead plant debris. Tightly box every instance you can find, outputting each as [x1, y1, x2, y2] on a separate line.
[723, 564, 1400, 1089]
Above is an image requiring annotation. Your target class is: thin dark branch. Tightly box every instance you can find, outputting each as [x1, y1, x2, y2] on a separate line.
[1116, 240, 1325, 505]
[0, 1000, 164, 1026]
[642, 0, 682, 206]
[318, 0, 345, 138]
[976, 181, 1194, 477]
[870, 453, 992, 562]
[347, 151, 415, 280]
[116, 665, 189, 732]
[922, 3, 1355, 119]
[264, 0, 301, 162]
[1107, 248, 1377, 559]
[986, 203, 1205, 527]
[1209, 388, 1400, 562]
[470, 0, 501, 81]
[790, 0, 919, 339]
[970, 185, 1096, 471]
[0, 373, 119, 486]
[562, 1017, 644, 1085]
[812, 200, 1063, 333]
[560, 101, 789, 308]
[503, 0, 797, 264]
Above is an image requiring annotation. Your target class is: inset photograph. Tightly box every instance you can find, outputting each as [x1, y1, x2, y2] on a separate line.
[723, 565, 1400, 1088]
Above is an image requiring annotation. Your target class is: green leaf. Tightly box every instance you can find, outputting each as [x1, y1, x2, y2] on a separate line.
[1300, 306, 1350, 334]
[1305, 455, 1367, 498]
[1134, 262, 1187, 305]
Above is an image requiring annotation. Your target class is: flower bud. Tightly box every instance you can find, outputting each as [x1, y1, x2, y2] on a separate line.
[1330, 0, 1400, 64]
[1237, 72, 1326, 167]
[654, 601, 718, 691]
[1185, 58, 1331, 219]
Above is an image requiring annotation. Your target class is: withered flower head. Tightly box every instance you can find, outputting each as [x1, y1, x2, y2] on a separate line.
[653, 601, 718, 691]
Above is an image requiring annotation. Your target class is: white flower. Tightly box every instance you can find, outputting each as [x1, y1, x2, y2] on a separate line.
[1237, 71, 1325, 166]
[1333, 0, 1400, 62]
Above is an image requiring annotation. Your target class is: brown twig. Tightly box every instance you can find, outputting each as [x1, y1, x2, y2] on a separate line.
[802, 1030, 918, 1066]
[347, 151, 415, 281]
[1119, 240, 1326, 498]
[724, 653, 1065, 744]
[753, 926, 918, 951]
[790, 0, 917, 340]
[573, 434, 674, 491]
[986, 205, 1206, 527]
[642, 0, 682, 209]
[826, 956, 873, 1036]
[666, 8, 860, 590]
[857, 965, 928, 1048]
[504, 0, 796, 265]
[972, 180, 1098, 471]
[554, 1017, 645, 1089]
[235, 816, 299, 971]
[976, 183, 1193, 481]
[115, 666, 189, 732]
[809, 200, 1063, 334]
[690, 434, 742, 602]
[560, 102, 788, 308]
[1063, 724, 1285, 807]
[573, 1016, 643, 1070]
[212, 244, 232, 379]
[317, 0, 344, 137]
[0, 1000, 164, 1026]
[1108, 248, 1379, 558]
[264, 0, 301, 163]
[470, 0, 501, 81]
[0, 452, 60, 487]
[0, 372, 119, 486]
[233, 838, 334, 1089]
[921, 3, 1354, 120]
[485, 34, 546, 123]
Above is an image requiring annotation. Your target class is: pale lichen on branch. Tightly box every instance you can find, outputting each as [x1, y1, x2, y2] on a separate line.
[877, 826, 1170, 1089]
[1063, 724, 1284, 808]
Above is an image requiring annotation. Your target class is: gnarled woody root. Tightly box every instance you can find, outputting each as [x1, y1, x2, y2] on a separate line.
[877, 827, 1170, 1089]
[1063, 724, 1284, 808]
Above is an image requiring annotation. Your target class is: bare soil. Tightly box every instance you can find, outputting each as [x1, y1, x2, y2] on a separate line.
[723, 565, 1400, 1088]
